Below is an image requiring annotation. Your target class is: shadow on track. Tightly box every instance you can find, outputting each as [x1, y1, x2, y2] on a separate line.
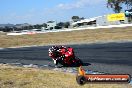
[57, 62, 91, 68]
[82, 62, 91, 66]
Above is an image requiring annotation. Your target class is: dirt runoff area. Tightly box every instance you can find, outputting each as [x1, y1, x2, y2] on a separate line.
[0, 27, 132, 48]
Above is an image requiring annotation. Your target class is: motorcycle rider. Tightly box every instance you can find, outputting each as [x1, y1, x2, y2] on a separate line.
[49, 46, 75, 64]
[49, 46, 59, 58]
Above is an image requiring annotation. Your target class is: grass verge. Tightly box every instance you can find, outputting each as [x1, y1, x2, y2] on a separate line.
[0, 64, 131, 88]
[0, 27, 132, 88]
[0, 27, 132, 48]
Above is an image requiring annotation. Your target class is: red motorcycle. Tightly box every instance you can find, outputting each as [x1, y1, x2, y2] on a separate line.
[49, 46, 83, 67]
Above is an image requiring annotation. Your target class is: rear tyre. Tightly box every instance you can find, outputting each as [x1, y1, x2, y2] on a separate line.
[77, 59, 83, 66]
[74, 57, 83, 66]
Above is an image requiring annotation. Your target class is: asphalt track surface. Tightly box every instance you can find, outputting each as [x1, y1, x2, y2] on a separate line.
[0, 42, 132, 75]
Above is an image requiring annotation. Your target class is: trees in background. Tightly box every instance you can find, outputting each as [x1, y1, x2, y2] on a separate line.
[42, 23, 47, 28]
[71, 16, 85, 22]
[63, 22, 70, 28]
[72, 16, 80, 22]
[57, 22, 70, 28]
[0, 26, 14, 32]
[107, 0, 132, 13]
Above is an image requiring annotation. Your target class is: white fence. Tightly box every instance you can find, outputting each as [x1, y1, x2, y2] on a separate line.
[7, 24, 132, 36]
